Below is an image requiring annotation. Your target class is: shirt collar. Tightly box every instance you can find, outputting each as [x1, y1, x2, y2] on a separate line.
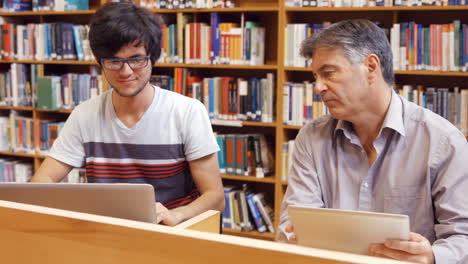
[333, 90, 406, 140]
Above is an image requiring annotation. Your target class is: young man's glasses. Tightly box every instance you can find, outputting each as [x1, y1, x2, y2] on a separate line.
[100, 56, 150, 71]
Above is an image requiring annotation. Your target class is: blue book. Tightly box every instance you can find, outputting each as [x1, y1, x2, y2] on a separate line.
[210, 13, 220, 64]
[222, 186, 237, 229]
[250, 78, 258, 121]
[463, 24, 467, 71]
[408, 22, 415, 69]
[64, 0, 89, 11]
[417, 24, 423, 70]
[11, 0, 32, 11]
[255, 79, 262, 122]
[208, 78, 215, 119]
[72, 25, 84, 61]
[216, 134, 226, 174]
[246, 193, 266, 233]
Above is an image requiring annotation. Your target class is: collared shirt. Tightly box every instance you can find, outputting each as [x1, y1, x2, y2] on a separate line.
[278, 91, 468, 264]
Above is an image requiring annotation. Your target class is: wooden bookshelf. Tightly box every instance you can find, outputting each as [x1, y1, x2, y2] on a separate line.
[0, 1, 467, 242]
[0, 10, 96, 16]
[0, 151, 36, 158]
[222, 228, 276, 240]
[285, 6, 468, 11]
[0, 60, 97, 65]
[0, 106, 34, 111]
[149, 7, 279, 12]
[222, 174, 276, 183]
[154, 63, 278, 70]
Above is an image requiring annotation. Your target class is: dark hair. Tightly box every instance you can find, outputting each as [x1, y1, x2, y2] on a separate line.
[88, 2, 163, 65]
[300, 19, 394, 85]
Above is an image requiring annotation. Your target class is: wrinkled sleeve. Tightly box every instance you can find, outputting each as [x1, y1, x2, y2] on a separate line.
[277, 126, 325, 242]
[431, 131, 468, 264]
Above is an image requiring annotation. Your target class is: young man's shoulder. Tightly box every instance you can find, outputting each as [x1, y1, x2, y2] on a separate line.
[156, 86, 205, 113]
[71, 90, 109, 117]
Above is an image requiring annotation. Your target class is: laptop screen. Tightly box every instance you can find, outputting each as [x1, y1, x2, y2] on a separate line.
[0, 183, 156, 223]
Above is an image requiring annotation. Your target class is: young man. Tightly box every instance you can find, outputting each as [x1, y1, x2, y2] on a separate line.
[278, 19, 468, 264]
[31, 2, 224, 226]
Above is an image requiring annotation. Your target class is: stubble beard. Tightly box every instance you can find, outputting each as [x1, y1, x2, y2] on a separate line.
[112, 76, 151, 98]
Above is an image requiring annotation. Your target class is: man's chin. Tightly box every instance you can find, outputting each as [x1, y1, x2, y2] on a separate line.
[113, 87, 143, 97]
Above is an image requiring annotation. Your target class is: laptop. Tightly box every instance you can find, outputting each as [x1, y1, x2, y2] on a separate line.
[288, 206, 410, 255]
[0, 183, 156, 223]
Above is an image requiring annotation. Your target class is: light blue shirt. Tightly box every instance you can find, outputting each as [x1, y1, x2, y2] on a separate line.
[278, 91, 468, 263]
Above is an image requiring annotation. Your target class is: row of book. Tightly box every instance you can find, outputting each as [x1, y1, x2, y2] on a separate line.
[0, 64, 102, 109]
[285, 21, 468, 73]
[0, 160, 32, 182]
[0, 111, 65, 154]
[0, 0, 88, 12]
[283, 81, 329, 126]
[0, 161, 85, 183]
[159, 13, 265, 66]
[390, 21, 468, 72]
[150, 72, 275, 122]
[284, 22, 329, 68]
[36, 74, 102, 110]
[139, 0, 235, 9]
[216, 133, 274, 178]
[0, 64, 36, 107]
[395, 84, 468, 134]
[285, 0, 467, 7]
[0, 23, 92, 61]
[223, 184, 275, 233]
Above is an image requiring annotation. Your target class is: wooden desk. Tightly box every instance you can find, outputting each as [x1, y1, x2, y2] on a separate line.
[0, 200, 410, 264]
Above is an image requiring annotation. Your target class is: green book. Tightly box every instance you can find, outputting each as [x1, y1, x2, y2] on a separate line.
[37, 76, 60, 110]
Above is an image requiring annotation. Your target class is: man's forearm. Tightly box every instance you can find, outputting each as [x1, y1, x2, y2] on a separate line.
[171, 190, 224, 223]
[30, 174, 55, 182]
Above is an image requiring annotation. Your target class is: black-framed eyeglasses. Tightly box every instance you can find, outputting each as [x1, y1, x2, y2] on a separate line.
[100, 55, 150, 71]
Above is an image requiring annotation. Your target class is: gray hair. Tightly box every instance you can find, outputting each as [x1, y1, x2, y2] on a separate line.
[300, 19, 394, 85]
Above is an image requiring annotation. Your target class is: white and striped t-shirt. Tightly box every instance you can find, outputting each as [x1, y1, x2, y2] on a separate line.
[49, 85, 220, 208]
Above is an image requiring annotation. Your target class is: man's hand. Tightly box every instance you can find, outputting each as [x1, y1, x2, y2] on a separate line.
[155, 203, 184, 226]
[369, 232, 434, 264]
[285, 223, 297, 244]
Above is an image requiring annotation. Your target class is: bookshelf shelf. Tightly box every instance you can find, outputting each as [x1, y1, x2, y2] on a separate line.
[285, 6, 468, 12]
[284, 66, 312, 72]
[241, 121, 278, 127]
[222, 174, 276, 183]
[286, 67, 468, 77]
[0, 106, 34, 111]
[211, 120, 277, 127]
[155, 63, 277, 70]
[149, 7, 279, 13]
[283, 125, 302, 130]
[394, 70, 468, 77]
[0, 151, 36, 158]
[0, 60, 97, 65]
[0, 10, 96, 16]
[222, 228, 275, 240]
[35, 109, 73, 114]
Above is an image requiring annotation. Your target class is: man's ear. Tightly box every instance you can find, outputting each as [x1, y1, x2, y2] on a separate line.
[363, 54, 381, 84]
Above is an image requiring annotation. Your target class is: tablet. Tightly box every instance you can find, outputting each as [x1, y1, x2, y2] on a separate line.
[288, 206, 410, 254]
[0, 183, 156, 223]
